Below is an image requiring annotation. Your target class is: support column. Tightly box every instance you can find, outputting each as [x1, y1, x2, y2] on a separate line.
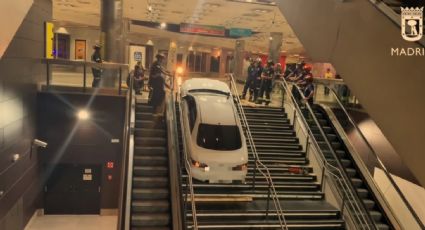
[101, 0, 124, 87]
[233, 39, 245, 81]
[167, 41, 177, 72]
[269, 32, 283, 64]
[219, 48, 228, 77]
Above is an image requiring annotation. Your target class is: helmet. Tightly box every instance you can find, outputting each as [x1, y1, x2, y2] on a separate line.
[303, 65, 312, 72]
[276, 63, 282, 67]
[156, 53, 166, 59]
[256, 58, 262, 63]
[267, 60, 274, 66]
[93, 44, 102, 49]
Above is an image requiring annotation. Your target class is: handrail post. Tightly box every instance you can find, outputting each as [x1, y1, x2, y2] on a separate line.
[252, 160, 257, 190]
[119, 67, 122, 95]
[266, 181, 271, 220]
[320, 166, 326, 193]
[46, 61, 51, 90]
[83, 63, 87, 93]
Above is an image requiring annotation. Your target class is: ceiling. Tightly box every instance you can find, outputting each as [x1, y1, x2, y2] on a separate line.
[52, 0, 306, 56]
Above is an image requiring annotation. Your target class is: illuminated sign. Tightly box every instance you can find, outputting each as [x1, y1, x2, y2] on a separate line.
[180, 23, 225, 36]
[229, 28, 252, 37]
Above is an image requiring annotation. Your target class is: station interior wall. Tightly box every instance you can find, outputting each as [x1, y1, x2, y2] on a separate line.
[0, 0, 52, 229]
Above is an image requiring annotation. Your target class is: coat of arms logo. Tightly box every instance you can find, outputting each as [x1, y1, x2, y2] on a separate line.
[401, 7, 424, 42]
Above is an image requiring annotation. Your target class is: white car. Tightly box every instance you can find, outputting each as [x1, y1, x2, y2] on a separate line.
[180, 78, 248, 183]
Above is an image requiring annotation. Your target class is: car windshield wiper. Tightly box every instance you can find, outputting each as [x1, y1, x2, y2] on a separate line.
[188, 89, 230, 97]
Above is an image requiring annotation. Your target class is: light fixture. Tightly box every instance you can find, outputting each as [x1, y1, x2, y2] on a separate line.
[146, 40, 154, 46]
[160, 22, 167, 29]
[269, 36, 273, 41]
[12, 154, 20, 162]
[77, 110, 90, 120]
[188, 46, 194, 51]
[55, 26, 69, 34]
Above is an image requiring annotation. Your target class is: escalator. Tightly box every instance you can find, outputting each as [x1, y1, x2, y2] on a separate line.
[130, 103, 171, 229]
[176, 100, 346, 229]
[276, 0, 425, 186]
[308, 105, 391, 230]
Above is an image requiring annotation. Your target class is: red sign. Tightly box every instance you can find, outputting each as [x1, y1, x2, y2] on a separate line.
[180, 23, 225, 37]
[107, 162, 114, 169]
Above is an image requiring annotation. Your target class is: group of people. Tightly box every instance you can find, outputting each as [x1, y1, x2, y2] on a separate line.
[241, 58, 284, 106]
[241, 58, 317, 106]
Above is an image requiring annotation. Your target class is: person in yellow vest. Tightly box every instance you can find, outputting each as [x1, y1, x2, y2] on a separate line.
[324, 68, 333, 95]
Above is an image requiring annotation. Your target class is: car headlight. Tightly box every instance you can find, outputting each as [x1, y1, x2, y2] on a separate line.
[232, 163, 247, 171]
[191, 159, 210, 171]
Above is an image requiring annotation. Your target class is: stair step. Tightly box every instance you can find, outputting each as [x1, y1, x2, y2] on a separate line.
[135, 128, 166, 138]
[131, 213, 170, 227]
[132, 200, 170, 213]
[134, 166, 168, 176]
[134, 156, 168, 166]
[133, 177, 169, 188]
[136, 120, 165, 129]
[135, 146, 167, 156]
[132, 188, 169, 200]
[135, 137, 167, 146]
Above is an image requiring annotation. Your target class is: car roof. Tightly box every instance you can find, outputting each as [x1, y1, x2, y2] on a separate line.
[181, 78, 230, 94]
[193, 94, 237, 126]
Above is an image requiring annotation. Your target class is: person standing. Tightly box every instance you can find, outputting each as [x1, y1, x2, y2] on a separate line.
[303, 76, 315, 105]
[324, 68, 333, 95]
[241, 58, 256, 100]
[91, 44, 102, 88]
[252, 58, 263, 102]
[128, 64, 144, 95]
[256, 60, 275, 106]
[149, 53, 170, 117]
[272, 63, 283, 93]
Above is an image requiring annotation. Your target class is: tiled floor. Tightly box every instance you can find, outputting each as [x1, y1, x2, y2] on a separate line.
[25, 215, 117, 230]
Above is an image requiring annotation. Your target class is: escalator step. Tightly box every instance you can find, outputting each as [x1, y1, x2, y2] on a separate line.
[133, 177, 169, 188]
[134, 166, 168, 176]
[131, 213, 170, 227]
[132, 188, 169, 200]
[132, 200, 170, 213]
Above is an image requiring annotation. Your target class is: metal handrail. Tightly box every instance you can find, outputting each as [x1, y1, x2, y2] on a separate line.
[279, 79, 377, 230]
[42, 58, 129, 95]
[227, 74, 288, 230]
[329, 89, 425, 229]
[176, 92, 199, 229]
[117, 74, 135, 230]
[166, 76, 184, 230]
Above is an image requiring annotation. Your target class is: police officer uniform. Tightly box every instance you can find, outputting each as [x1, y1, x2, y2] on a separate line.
[257, 60, 275, 105]
[91, 45, 102, 88]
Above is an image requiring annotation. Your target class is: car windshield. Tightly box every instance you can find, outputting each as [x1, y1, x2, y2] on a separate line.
[197, 123, 242, 151]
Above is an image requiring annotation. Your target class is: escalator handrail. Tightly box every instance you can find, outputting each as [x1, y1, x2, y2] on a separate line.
[228, 74, 288, 230]
[329, 88, 425, 229]
[176, 91, 199, 229]
[117, 75, 136, 230]
[166, 76, 184, 230]
[280, 79, 377, 230]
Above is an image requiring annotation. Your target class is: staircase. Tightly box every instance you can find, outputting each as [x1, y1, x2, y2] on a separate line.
[130, 103, 171, 230]
[178, 102, 345, 229]
[306, 106, 391, 230]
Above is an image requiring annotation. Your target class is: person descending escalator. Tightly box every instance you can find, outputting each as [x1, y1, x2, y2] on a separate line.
[241, 58, 257, 101]
[303, 76, 315, 106]
[256, 60, 275, 106]
[149, 53, 171, 118]
[272, 62, 284, 93]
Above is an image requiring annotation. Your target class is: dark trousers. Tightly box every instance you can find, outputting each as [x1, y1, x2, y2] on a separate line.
[258, 80, 272, 104]
[242, 77, 256, 98]
[92, 68, 101, 88]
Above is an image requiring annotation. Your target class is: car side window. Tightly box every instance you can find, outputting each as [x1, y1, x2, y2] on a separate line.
[184, 95, 197, 132]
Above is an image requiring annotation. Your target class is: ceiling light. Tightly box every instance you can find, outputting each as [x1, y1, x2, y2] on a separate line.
[188, 46, 194, 51]
[146, 40, 154, 46]
[77, 110, 90, 120]
[269, 36, 273, 41]
[160, 22, 167, 29]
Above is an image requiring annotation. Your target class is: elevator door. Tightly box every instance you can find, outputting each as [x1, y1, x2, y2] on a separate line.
[44, 164, 101, 214]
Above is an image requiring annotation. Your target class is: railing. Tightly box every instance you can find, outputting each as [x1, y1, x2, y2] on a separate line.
[117, 73, 135, 230]
[326, 88, 424, 229]
[165, 75, 184, 230]
[42, 58, 129, 95]
[175, 82, 199, 230]
[227, 73, 288, 230]
[279, 79, 378, 230]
